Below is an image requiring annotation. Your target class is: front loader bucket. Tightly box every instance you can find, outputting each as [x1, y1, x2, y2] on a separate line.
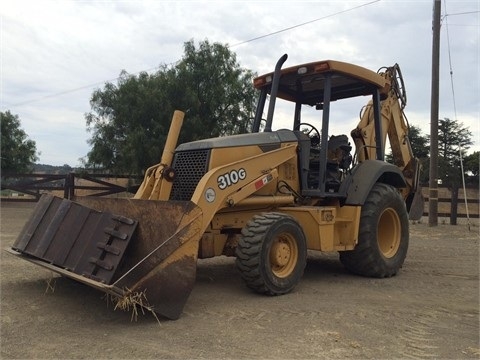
[7, 194, 203, 320]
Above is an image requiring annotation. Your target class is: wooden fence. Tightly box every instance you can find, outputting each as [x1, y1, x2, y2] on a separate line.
[0, 173, 142, 201]
[420, 186, 479, 220]
[1, 172, 478, 219]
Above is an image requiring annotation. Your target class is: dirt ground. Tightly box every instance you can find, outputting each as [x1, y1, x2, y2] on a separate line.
[1, 202, 479, 359]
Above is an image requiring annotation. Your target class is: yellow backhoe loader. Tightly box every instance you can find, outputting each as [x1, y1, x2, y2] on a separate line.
[7, 55, 423, 320]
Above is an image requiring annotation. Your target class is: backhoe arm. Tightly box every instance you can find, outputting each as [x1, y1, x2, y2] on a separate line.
[351, 64, 420, 199]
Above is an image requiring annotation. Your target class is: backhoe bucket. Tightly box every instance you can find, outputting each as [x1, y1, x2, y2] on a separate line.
[7, 194, 203, 320]
[408, 187, 425, 221]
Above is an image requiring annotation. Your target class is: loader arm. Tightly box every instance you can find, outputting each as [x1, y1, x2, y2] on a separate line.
[134, 110, 185, 200]
[191, 143, 298, 234]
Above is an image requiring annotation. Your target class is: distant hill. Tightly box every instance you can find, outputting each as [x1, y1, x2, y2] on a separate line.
[33, 164, 75, 174]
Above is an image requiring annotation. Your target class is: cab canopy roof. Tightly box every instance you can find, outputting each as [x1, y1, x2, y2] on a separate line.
[253, 60, 387, 106]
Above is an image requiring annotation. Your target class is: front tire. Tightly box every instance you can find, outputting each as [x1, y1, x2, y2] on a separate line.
[235, 213, 307, 295]
[340, 183, 409, 278]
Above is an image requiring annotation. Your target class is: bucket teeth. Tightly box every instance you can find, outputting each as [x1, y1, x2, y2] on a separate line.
[111, 214, 136, 225]
[104, 227, 130, 240]
[96, 243, 121, 255]
[88, 258, 114, 271]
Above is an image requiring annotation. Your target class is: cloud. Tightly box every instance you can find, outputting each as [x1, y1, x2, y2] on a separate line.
[1, 0, 478, 166]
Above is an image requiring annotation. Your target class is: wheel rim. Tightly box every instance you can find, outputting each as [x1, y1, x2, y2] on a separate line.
[377, 207, 401, 258]
[269, 233, 298, 278]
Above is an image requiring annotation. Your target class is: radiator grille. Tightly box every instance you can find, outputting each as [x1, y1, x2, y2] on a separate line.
[170, 149, 210, 201]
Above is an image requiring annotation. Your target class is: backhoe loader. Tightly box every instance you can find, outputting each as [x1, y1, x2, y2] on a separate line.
[7, 54, 423, 320]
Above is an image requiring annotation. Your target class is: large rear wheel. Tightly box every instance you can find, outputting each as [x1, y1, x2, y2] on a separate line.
[340, 183, 409, 277]
[235, 213, 307, 295]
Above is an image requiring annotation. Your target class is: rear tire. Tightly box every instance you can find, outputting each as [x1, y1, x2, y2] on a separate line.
[340, 183, 409, 277]
[235, 212, 307, 295]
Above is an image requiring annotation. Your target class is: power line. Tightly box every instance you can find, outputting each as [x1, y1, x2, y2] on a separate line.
[11, 81, 114, 107]
[9, 66, 163, 107]
[444, 10, 458, 121]
[443, 0, 471, 229]
[229, 0, 381, 47]
[445, 24, 479, 27]
[7, 1, 381, 108]
[444, 10, 480, 17]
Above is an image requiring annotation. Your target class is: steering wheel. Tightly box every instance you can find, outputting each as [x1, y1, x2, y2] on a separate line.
[294, 122, 321, 146]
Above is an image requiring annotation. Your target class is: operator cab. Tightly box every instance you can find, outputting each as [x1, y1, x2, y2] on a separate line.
[253, 56, 387, 199]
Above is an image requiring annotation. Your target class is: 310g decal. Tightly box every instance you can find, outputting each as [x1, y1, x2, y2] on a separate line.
[217, 168, 247, 190]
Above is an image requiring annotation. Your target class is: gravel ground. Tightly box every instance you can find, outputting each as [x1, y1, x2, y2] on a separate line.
[1, 202, 479, 359]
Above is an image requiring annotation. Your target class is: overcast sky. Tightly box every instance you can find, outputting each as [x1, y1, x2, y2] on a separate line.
[1, 0, 479, 166]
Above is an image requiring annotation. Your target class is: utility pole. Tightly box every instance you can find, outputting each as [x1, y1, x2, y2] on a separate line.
[429, 0, 441, 226]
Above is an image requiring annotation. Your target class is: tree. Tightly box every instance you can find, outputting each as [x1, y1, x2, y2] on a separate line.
[85, 39, 257, 174]
[408, 125, 430, 160]
[1, 111, 38, 174]
[85, 70, 172, 174]
[408, 126, 430, 184]
[406, 125, 430, 185]
[436, 118, 473, 224]
[437, 118, 473, 188]
[386, 125, 430, 184]
[463, 151, 479, 185]
[175, 40, 258, 140]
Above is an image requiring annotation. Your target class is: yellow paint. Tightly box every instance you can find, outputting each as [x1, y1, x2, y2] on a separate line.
[280, 205, 361, 252]
[134, 111, 184, 200]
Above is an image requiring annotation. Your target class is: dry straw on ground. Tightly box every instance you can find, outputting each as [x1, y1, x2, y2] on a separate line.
[109, 288, 161, 324]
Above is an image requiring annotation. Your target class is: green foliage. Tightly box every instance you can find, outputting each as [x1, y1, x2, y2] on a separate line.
[85, 39, 257, 174]
[385, 124, 429, 163]
[437, 118, 473, 188]
[85, 70, 171, 174]
[1, 111, 38, 173]
[463, 151, 479, 185]
[34, 163, 73, 174]
[386, 125, 430, 184]
[408, 125, 429, 160]
[408, 125, 430, 185]
[176, 40, 257, 140]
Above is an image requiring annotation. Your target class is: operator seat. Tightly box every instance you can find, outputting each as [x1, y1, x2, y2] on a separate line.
[327, 135, 352, 168]
[325, 135, 352, 192]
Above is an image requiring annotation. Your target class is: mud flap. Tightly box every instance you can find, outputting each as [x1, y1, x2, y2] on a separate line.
[8, 194, 203, 320]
